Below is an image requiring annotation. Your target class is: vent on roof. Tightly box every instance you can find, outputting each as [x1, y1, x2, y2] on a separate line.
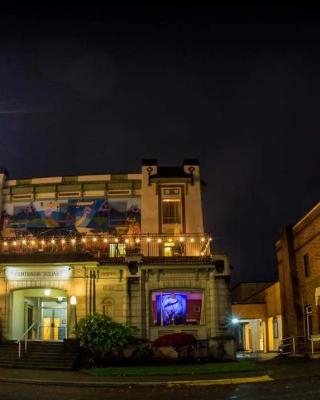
[107, 189, 131, 196]
[12, 194, 33, 201]
[58, 191, 81, 198]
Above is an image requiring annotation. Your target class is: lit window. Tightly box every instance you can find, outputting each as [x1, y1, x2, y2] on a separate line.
[162, 200, 181, 224]
[151, 290, 203, 326]
[109, 243, 126, 257]
[273, 318, 279, 339]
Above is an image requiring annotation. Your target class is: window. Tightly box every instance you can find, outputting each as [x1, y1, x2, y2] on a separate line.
[273, 317, 279, 339]
[162, 200, 181, 224]
[109, 243, 126, 257]
[305, 305, 313, 339]
[103, 299, 114, 318]
[151, 290, 203, 326]
[303, 254, 310, 277]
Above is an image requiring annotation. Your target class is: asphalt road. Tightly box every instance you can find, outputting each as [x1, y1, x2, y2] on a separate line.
[0, 376, 320, 400]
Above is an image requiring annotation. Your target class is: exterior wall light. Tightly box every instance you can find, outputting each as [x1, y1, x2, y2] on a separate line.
[44, 289, 51, 296]
[70, 296, 77, 305]
[232, 318, 239, 324]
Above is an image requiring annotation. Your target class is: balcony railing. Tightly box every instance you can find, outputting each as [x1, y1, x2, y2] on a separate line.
[0, 233, 213, 258]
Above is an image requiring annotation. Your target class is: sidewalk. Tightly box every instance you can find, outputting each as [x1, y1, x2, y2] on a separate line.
[1, 356, 319, 388]
[0, 366, 272, 387]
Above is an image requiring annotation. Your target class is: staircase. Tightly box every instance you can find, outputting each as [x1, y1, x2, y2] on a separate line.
[0, 341, 79, 370]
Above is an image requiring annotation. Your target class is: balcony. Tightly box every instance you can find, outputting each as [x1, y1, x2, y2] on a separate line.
[0, 233, 213, 260]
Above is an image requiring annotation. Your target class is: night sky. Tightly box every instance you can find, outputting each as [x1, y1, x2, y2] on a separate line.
[0, 3, 320, 284]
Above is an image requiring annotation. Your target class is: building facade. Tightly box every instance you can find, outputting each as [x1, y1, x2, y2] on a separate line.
[232, 282, 283, 352]
[276, 202, 320, 341]
[0, 159, 231, 344]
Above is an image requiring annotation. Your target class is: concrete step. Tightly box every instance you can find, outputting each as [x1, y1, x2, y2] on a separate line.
[0, 340, 79, 370]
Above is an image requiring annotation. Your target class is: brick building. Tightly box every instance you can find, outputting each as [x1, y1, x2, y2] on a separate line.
[276, 202, 320, 340]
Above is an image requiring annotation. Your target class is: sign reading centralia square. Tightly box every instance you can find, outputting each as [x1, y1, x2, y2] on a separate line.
[5, 266, 72, 281]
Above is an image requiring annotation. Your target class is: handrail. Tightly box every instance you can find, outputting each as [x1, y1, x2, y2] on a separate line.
[17, 321, 37, 359]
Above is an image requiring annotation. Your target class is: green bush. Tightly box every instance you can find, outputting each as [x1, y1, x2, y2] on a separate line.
[75, 313, 136, 358]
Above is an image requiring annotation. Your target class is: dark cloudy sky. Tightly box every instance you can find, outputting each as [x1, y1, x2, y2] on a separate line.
[0, 3, 320, 283]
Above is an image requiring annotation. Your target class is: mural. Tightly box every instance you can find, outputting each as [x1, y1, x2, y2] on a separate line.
[1, 198, 141, 237]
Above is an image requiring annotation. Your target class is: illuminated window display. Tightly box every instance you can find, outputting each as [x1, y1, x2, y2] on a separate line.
[151, 290, 203, 326]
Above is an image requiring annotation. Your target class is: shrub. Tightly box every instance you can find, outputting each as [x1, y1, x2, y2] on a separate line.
[75, 313, 136, 363]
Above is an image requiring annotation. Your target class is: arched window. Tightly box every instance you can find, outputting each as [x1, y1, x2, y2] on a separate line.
[102, 298, 114, 318]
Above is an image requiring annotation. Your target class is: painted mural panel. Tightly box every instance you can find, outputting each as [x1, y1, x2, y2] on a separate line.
[1, 198, 141, 237]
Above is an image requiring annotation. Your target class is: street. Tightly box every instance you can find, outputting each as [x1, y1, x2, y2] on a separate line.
[0, 376, 320, 400]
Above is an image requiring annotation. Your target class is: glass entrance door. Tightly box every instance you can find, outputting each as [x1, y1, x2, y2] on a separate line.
[41, 300, 67, 341]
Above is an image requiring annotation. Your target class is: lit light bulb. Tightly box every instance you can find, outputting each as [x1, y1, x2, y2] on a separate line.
[31, 240, 36, 246]
[51, 239, 55, 244]
[157, 238, 162, 243]
[201, 237, 205, 242]
[190, 238, 195, 243]
[81, 238, 86, 243]
[135, 238, 140, 243]
[71, 238, 76, 245]
[3, 242, 8, 247]
[22, 239, 27, 245]
[12, 241, 17, 246]
[125, 238, 129, 244]
[147, 237, 151, 243]
[41, 240, 45, 245]
[114, 238, 119, 243]
[168, 238, 173, 242]
[179, 237, 184, 242]
[103, 238, 108, 243]
[61, 239, 66, 244]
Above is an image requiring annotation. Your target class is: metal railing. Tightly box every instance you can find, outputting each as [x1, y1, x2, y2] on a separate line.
[0, 233, 213, 258]
[17, 322, 36, 359]
[279, 335, 309, 355]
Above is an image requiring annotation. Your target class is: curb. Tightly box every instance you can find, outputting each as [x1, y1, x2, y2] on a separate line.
[0, 374, 273, 388]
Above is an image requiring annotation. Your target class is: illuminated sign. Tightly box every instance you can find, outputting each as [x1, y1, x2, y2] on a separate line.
[5, 266, 72, 281]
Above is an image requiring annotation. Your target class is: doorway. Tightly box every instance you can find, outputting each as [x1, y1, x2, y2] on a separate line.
[41, 299, 67, 341]
[11, 288, 68, 341]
